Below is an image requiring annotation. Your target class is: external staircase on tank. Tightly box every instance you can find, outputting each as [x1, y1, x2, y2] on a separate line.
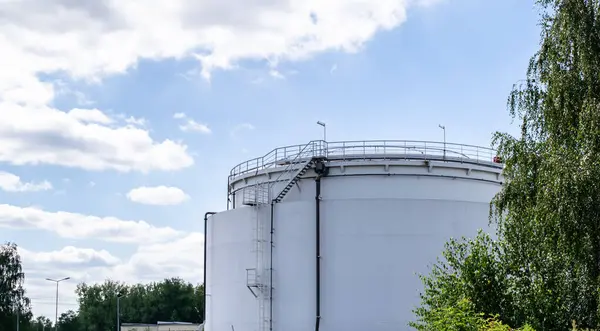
[242, 140, 326, 331]
[272, 157, 319, 203]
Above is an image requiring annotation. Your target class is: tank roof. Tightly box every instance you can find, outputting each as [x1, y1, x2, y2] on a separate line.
[229, 140, 501, 183]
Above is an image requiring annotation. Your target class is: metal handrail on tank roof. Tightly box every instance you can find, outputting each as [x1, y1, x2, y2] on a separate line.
[228, 140, 499, 183]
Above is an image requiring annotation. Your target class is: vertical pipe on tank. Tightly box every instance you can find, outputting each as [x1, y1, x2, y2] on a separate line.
[269, 202, 274, 331]
[315, 175, 322, 331]
[203, 211, 217, 326]
[313, 159, 328, 331]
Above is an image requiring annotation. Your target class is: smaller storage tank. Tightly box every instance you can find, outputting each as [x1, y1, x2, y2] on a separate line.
[205, 140, 503, 331]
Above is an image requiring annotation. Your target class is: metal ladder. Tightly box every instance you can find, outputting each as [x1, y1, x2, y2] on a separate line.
[244, 183, 271, 331]
[243, 141, 326, 331]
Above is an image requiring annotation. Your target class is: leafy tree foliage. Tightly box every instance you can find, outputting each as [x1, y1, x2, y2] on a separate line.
[412, 297, 533, 331]
[491, 0, 600, 328]
[412, 297, 489, 331]
[0, 242, 33, 331]
[412, 232, 515, 327]
[57, 310, 80, 331]
[77, 278, 204, 331]
[414, 0, 600, 329]
[32, 316, 53, 330]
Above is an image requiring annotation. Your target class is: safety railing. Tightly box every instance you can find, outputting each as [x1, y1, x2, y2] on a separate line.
[269, 140, 323, 186]
[242, 183, 270, 205]
[229, 140, 498, 182]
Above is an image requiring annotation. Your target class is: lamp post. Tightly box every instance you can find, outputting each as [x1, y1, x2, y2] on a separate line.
[438, 124, 446, 159]
[45, 277, 70, 331]
[117, 291, 125, 331]
[14, 302, 19, 331]
[316, 121, 326, 141]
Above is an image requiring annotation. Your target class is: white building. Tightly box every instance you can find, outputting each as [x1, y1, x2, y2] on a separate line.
[122, 321, 203, 331]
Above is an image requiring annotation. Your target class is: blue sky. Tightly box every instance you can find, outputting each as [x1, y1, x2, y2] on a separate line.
[0, 0, 539, 319]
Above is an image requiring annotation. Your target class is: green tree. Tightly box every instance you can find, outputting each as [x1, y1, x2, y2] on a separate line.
[413, 0, 600, 329]
[57, 310, 80, 331]
[491, 0, 600, 328]
[412, 297, 487, 331]
[76, 279, 126, 331]
[411, 232, 517, 329]
[412, 296, 533, 331]
[193, 284, 205, 323]
[30, 316, 53, 331]
[0, 242, 33, 331]
[76, 278, 203, 331]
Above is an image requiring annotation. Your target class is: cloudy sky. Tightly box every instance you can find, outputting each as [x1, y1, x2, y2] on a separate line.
[1, 0, 539, 320]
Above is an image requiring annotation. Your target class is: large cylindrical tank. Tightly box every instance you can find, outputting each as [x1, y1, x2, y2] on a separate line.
[206, 140, 503, 331]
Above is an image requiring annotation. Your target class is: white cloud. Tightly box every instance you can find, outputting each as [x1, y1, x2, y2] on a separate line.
[0, 204, 182, 243]
[124, 116, 147, 127]
[54, 81, 95, 106]
[251, 77, 265, 85]
[20, 232, 204, 318]
[231, 123, 256, 138]
[269, 69, 285, 79]
[173, 113, 211, 134]
[110, 232, 204, 282]
[20, 246, 121, 267]
[68, 108, 113, 124]
[416, 0, 445, 7]
[19, 246, 122, 319]
[0, 0, 419, 82]
[0, 106, 194, 173]
[0, 0, 432, 173]
[179, 119, 211, 134]
[0, 171, 52, 192]
[21, 232, 203, 285]
[127, 186, 190, 205]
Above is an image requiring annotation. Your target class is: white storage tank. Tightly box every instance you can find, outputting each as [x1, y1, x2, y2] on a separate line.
[205, 140, 503, 331]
